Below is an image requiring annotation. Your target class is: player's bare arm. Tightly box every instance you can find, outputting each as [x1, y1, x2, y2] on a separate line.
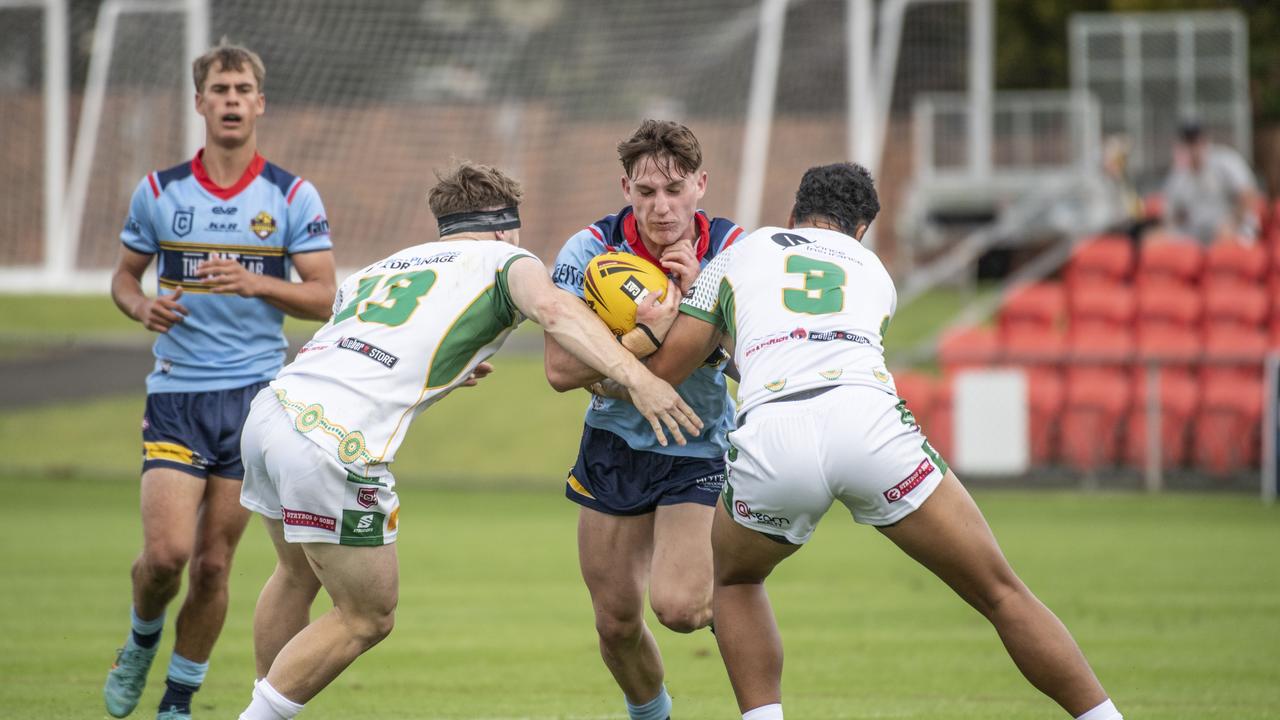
[111, 246, 190, 333]
[592, 313, 721, 401]
[195, 249, 336, 320]
[544, 277, 682, 390]
[509, 257, 701, 446]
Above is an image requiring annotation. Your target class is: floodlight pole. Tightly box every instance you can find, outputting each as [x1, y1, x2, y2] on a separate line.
[848, 0, 876, 250]
[185, 0, 209, 154]
[735, 0, 788, 234]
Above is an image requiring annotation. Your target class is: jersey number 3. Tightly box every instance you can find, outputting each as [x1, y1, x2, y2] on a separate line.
[334, 269, 437, 327]
[782, 256, 845, 314]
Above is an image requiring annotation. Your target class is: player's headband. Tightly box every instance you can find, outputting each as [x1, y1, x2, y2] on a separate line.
[437, 207, 521, 236]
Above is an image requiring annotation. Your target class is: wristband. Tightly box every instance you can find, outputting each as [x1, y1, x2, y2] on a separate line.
[635, 323, 662, 349]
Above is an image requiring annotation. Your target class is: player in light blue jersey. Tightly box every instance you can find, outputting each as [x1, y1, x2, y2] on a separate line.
[546, 120, 743, 720]
[105, 42, 336, 720]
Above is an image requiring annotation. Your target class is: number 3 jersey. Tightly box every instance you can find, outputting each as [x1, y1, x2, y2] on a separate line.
[680, 226, 898, 421]
[270, 240, 535, 473]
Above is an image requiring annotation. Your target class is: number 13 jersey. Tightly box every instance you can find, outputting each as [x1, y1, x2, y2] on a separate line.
[680, 226, 898, 421]
[270, 240, 535, 473]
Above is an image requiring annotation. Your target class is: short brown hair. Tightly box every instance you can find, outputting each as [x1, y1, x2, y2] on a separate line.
[192, 40, 265, 93]
[428, 161, 524, 218]
[617, 119, 703, 179]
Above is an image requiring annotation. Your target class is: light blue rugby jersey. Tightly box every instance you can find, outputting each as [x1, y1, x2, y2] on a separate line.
[121, 150, 333, 394]
[552, 206, 744, 458]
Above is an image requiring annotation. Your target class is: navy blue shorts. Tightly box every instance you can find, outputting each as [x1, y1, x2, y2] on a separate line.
[565, 425, 725, 516]
[141, 382, 269, 480]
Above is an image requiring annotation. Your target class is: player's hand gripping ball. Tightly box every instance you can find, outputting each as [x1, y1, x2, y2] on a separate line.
[583, 252, 669, 337]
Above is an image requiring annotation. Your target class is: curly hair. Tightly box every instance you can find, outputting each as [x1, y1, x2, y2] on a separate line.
[791, 163, 880, 237]
[427, 161, 523, 218]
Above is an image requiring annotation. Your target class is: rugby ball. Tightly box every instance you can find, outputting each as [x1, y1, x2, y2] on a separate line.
[582, 252, 669, 336]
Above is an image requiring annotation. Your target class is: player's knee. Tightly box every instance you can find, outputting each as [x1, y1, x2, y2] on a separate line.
[344, 605, 396, 648]
[594, 609, 645, 647]
[139, 546, 190, 582]
[187, 552, 233, 592]
[972, 573, 1030, 620]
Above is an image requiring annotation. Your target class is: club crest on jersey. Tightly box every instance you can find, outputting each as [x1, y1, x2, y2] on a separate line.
[251, 211, 277, 239]
[172, 208, 194, 237]
[356, 486, 378, 509]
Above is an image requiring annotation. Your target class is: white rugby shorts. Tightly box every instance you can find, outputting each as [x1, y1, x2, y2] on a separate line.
[240, 388, 400, 546]
[723, 384, 947, 544]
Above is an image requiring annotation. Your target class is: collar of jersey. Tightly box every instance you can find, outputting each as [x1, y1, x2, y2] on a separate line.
[621, 208, 711, 268]
[192, 148, 266, 200]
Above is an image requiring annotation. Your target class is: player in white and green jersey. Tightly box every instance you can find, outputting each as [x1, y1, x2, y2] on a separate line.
[613, 164, 1124, 720]
[235, 162, 702, 720]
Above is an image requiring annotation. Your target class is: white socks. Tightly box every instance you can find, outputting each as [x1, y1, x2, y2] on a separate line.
[743, 703, 784, 720]
[1076, 698, 1122, 720]
[238, 678, 305, 720]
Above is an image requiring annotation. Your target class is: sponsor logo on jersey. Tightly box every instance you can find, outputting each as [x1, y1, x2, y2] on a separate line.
[125, 216, 142, 235]
[212, 206, 238, 215]
[251, 210, 277, 239]
[771, 232, 815, 248]
[734, 499, 791, 528]
[205, 221, 238, 233]
[283, 508, 337, 532]
[356, 486, 379, 509]
[744, 328, 870, 358]
[172, 208, 194, 237]
[807, 329, 869, 344]
[552, 263, 585, 289]
[873, 367, 890, 383]
[297, 340, 335, 355]
[744, 333, 797, 358]
[884, 458, 934, 503]
[377, 251, 459, 271]
[337, 336, 399, 369]
[306, 215, 329, 237]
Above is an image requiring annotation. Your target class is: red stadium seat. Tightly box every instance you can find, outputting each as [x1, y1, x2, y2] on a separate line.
[1203, 282, 1268, 333]
[1059, 328, 1134, 469]
[1069, 283, 1136, 335]
[1066, 235, 1134, 288]
[1138, 235, 1203, 287]
[1136, 282, 1202, 331]
[1061, 367, 1131, 470]
[1001, 326, 1066, 465]
[1125, 329, 1201, 468]
[1142, 192, 1164, 222]
[1194, 328, 1269, 474]
[938, 324, 999, 377]
[1204, 239, 1267, 285]
[999, 281, 1065, 335]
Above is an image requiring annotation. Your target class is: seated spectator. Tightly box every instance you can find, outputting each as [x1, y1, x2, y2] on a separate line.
[1162, 119, 1260, 245]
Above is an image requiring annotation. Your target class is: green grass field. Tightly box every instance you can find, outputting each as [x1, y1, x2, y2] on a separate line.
[3, 294, 1279, 718]
[4, 478, 1278, 718]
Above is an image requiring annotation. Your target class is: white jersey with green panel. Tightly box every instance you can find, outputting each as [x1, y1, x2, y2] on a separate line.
[680, 226, 898, 421]
[270, 240, 534, 473]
